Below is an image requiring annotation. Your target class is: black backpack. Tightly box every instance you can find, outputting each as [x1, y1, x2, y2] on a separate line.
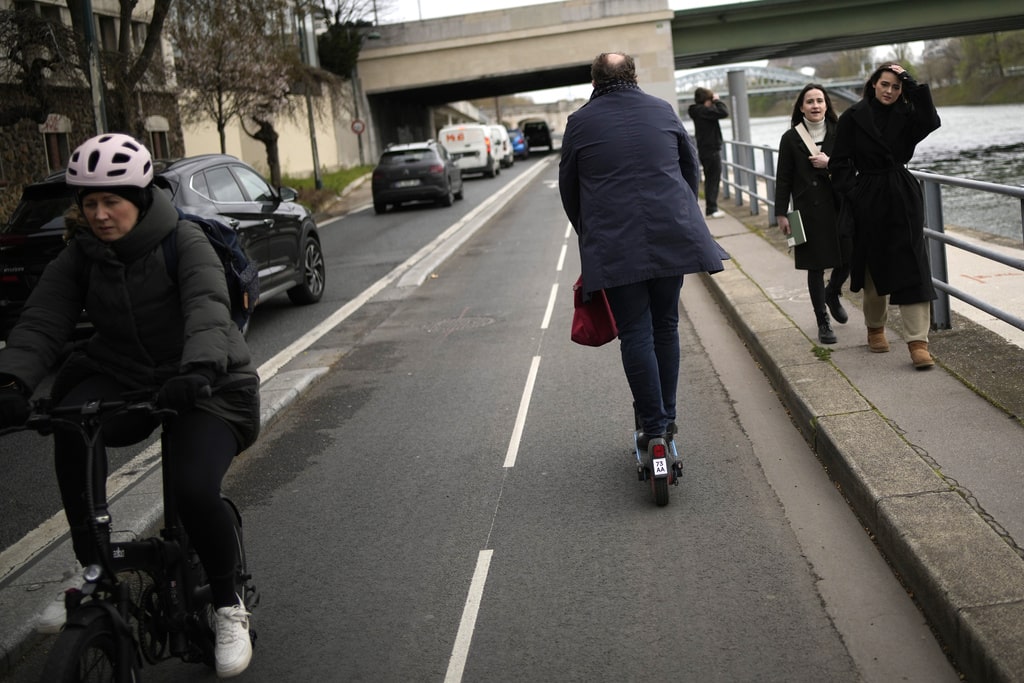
[162, 209, 259, 333]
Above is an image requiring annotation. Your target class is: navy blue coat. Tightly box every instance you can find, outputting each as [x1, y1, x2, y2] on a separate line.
[559, 87, 727, 295]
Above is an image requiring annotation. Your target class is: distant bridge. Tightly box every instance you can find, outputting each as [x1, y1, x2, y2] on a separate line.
[676, 66, 864, 104]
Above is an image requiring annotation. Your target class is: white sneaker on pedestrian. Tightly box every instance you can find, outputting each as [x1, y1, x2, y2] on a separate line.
[710, 210, 726, 218]
[215, 602, 252, 678]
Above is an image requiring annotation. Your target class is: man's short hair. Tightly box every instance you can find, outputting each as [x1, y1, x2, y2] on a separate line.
[694, 87, 712, 104]
[591, 52, 637, 85]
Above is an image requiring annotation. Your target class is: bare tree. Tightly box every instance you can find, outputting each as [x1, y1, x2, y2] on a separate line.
[170, 0, 292, 155]
[65, 0, 173, 135]
[0, 9, 81, 127]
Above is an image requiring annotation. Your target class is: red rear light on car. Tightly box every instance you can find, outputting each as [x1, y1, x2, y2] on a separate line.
[428, 164, 444, 175]
[0, 234, 27, 247]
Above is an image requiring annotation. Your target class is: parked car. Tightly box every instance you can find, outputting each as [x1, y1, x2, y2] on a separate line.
[489, 125, 514, 168]
[438, 123, 500, 178]
[508, 128, 530, 160]
[520, 120, 553, 151]
[371, 140, 464, 214]
[0, 154, 326, 340]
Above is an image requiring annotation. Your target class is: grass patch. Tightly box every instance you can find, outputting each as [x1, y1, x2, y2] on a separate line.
[282, 165, 373, 214]
[812, 345, 833, 361]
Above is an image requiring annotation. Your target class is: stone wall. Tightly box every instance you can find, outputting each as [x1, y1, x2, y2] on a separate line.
[0, 87, 183, 220]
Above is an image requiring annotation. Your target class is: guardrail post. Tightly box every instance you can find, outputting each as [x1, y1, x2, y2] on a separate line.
[721, 145, 731, 201]
[763, 147, 776, 224]
[922, 178, 951, 330]
[727, 70, 757, 213]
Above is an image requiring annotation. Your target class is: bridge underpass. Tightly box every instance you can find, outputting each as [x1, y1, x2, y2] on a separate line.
[357, 0, 1024, 154]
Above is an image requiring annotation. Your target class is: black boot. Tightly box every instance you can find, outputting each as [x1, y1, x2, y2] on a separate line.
[824, 285, 848, 324]
[816, 311, 837, 344]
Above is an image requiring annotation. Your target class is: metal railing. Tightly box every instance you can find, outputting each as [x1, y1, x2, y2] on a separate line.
[719, 139, 1024, 334]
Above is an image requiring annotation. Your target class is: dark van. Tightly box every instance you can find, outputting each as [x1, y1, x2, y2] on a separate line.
[520, 120, 553, 151]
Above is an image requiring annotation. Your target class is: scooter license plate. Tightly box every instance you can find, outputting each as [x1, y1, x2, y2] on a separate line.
[652, 457, 668, 477]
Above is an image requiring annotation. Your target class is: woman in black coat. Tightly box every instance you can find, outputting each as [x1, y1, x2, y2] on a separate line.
[775, 84, 850, 344]
[829, 64, 941, 369]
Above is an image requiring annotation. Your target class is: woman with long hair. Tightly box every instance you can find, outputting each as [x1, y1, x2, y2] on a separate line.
[829, 64, 941, 369]
[775, 83, 850, 344]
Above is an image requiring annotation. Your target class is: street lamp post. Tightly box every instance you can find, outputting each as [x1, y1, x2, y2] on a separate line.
[298, 12, 323, 189]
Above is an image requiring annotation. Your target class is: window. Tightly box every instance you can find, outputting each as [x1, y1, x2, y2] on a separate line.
[234, 166, 274, 203]
[145, 116, 170, 159]
[98, 15, 117, 51]
[38, 114, 72, 172]
[131, 21, 147, 53]
[39, 4, 62, 23]
[200, 168, 246, 203]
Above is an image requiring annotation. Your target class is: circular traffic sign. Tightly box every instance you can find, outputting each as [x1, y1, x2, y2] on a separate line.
[351, 119, 366, 135]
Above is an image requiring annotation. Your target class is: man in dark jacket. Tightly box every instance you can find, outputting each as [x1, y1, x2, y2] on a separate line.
[559, 52, 726, 451]
[687, 87, 729, 218]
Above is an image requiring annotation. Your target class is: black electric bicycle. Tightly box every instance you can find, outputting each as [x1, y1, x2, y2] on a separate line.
[2, 391, 259, 682]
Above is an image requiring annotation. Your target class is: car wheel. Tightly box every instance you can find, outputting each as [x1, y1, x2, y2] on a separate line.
[374, 202, 387, 214]
[439, 183, 454, 207]
[287, 235, 326, 305]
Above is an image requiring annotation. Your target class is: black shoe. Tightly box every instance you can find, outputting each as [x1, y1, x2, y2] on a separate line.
[636, 432, 668, 451]
[818, 320, 837, 344]
[825, 288, 848, 324]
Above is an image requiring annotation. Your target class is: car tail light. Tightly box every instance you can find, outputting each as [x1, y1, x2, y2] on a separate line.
[428, 164, 444, 175]
[0, 234, 27, 248]
[486, 137, 492, 154]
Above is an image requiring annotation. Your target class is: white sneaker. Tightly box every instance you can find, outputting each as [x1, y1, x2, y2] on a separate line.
[710, 210, 726, 218]
[36, 581, 82, 634]
[215, 603, 252, 678]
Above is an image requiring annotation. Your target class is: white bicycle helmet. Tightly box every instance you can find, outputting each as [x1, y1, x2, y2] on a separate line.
[66, 133, 153, 188]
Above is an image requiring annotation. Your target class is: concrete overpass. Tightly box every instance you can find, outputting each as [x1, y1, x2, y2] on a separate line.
[356, 0, 1024, 151]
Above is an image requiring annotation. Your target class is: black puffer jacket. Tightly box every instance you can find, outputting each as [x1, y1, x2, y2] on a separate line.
[0, 188, 260, 450]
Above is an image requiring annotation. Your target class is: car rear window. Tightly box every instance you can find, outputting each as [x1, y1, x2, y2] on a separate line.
[5, 185, 75, 235]
[380, 150, 433, 165]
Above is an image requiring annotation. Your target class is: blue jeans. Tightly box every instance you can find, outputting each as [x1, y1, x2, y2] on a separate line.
[603, 276, 684, 436]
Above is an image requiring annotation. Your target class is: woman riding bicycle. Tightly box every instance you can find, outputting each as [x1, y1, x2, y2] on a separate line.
[0, 133, 260, 678]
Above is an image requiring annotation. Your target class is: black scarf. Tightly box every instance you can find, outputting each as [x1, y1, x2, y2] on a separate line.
[589, 79, 641, 100]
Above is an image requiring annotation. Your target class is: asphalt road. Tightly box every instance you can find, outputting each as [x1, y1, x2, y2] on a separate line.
[3, 155, 958, 681]
[0, 158, 535, 554]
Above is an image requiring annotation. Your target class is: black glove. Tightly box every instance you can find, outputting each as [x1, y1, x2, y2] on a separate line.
[0, 381, 30, 428]
[158, 371, 214, 411]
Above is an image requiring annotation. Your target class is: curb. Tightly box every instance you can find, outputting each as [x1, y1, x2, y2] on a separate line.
[701, 260, 1024, 683]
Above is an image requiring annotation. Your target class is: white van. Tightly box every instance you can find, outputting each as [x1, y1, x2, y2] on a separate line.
[489, 125, 514, 169]
[439, 124, 500, 178]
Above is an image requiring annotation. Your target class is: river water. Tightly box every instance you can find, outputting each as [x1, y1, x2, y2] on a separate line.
[725, 103, 1024, 242]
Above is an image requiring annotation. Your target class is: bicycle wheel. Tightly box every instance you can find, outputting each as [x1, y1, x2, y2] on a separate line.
[40, 608, 137, 683]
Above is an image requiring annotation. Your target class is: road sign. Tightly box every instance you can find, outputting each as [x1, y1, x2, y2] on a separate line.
[351, 119, 366, 135]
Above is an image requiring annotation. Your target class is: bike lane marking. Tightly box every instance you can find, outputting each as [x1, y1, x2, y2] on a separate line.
[445, 549, 494, 683]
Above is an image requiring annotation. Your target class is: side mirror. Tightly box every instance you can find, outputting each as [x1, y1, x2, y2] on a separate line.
[279, 186, 298, 202]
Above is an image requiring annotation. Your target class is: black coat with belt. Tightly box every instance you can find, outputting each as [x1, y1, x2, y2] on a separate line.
[774, 120, 844, 271]
[829, 80, 941, 303]
[559, 86, 727, 295]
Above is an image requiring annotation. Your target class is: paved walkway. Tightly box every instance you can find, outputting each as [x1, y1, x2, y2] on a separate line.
[2, 176, 1024, 681]
[703, 203, 1024, 683]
